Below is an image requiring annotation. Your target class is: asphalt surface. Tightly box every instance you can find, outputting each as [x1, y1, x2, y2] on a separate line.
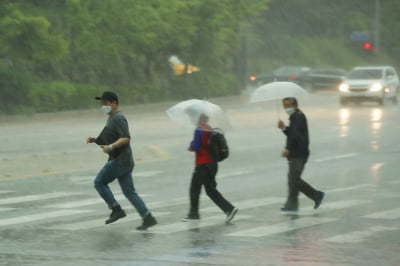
[0, 91, 399, 266]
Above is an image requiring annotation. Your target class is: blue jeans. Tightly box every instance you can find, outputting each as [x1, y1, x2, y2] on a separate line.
[94, 160, 148, 217]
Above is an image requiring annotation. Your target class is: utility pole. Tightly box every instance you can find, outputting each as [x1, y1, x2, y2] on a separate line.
[374, 0, 380, 53]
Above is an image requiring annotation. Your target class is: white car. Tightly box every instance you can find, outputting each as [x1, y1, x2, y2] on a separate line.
[339, 66, 399, 106]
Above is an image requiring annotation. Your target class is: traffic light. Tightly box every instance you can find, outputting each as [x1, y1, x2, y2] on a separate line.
[363, 41, 372, 51]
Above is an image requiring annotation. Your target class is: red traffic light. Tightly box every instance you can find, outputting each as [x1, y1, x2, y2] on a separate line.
[363, 42, 372, 50]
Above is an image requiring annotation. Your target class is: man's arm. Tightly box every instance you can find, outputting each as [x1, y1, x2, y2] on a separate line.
[101, 137, 130, 154]
[188, 129, 203, 152]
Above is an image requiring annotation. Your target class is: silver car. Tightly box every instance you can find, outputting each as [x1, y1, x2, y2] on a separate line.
[339, 66, 399, 106]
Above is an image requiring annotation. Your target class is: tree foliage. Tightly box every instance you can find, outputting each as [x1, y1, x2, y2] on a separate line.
[0, 0, 398, 114]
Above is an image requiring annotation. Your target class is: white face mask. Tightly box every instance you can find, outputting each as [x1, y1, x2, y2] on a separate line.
[284, 107, 295, 116]
[102, 105, 112, 115]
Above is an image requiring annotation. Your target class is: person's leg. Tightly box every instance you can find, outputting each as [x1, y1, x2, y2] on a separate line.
[284, 159, 302, 209]
[117, 165, 148, 217]
[201, 163, 235, 214]
[117, 165, 157, 230]
[295, 158, 319, 201]
[294, 158, 325, 208]
[187, 166, 202, 218]
[94, 160, 126, 224]
[94, 161, 119, 208]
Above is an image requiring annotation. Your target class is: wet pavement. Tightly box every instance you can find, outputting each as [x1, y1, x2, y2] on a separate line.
[0, 92, 400, 265]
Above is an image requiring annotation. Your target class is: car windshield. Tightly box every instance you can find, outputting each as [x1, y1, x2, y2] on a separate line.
[347, 69, 383, 79]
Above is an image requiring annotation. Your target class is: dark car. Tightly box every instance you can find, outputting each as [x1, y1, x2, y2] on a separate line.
[272, 66, 311, 83]
[247, 73, 275, 87]
[299, 68, 347, 92]
[247, 66, 310, 88]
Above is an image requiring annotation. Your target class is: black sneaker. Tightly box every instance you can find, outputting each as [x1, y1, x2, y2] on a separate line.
[280, 206, 298, 212]
[136, 213, 157, 230]
[105, 205, 126, 224]
[182, 213, 200, 222]
[225, 207, 238, 223]
[314, 191, 325, 209]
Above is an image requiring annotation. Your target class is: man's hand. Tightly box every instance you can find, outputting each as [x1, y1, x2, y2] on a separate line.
[86, 137, 95, 144]
[100, 145, 112, 154]
[281, 149, 289, 157]
[187, 147, 194, 152]
[277, 120, 285, 129]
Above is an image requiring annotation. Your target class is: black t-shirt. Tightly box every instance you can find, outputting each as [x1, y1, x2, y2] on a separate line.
[95, 111, 134, 167]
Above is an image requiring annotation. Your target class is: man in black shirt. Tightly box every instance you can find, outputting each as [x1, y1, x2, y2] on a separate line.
[277, 97, 325, 212]
[87, 91, 157, 230]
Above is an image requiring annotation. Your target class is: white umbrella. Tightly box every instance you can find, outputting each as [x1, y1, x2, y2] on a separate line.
[250, 81, 308, 103]
[249, 81, 308, 117]
[166, 99, 231, 131]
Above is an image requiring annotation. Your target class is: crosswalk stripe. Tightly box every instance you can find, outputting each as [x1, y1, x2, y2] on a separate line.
[324, 226, 397, 243]
[0, 192, 80, 205]
[323, 184, 372, 193]
[290, 199, 370, 216]
[0, 190, 12, 195]
[362, 208, 400, 219]
[228, 217, 337, 237]
[201, 197, 283, 213]
[143, 215, 252, 234]
[0, 207, 15, 212]
[0, 210, 92, 227]
[47, 211, 169, 230]
[313, 153, 358, 162]
[43, 193, 151, 209]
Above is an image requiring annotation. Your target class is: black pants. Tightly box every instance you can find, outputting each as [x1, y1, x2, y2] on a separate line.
[285, 157, 318, 209]
[189, 162, 234, 215]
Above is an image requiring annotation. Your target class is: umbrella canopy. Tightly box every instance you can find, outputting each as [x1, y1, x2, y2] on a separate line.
[249, 81, 308, 103]
[166, 99, 231, 131]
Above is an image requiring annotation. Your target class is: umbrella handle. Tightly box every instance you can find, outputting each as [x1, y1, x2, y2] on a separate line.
[276, 99, 280, 119]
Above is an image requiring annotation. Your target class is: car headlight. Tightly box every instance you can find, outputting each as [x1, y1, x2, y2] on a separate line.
[339, 83, 349, 92]
[369, 82, 383, 92]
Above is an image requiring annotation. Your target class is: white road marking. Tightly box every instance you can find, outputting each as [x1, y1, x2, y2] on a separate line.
[228, 217, 337, 237]
[135, 170, 163, 178]
[0, 210, 92, 227]
[313, 153, 358, 162]
[0, 190, 12, 195]
[201, 197, 283, 213]
[287, 200, 370, 216]
[43, 193, 151, 209]
[218, 169, 255, 179]
[0, 192, 80, 205]
[144, 215, 251, 234]
[323, 184, 372, 193]
[45, 198, 103, 209]
[48, 211, 169, 230]
[0, 207, 15, 212]
[363, 208, 400, 220]
[324, 226, 397, 243]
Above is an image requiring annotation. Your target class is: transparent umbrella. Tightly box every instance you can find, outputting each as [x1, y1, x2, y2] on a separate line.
[249, 81, 309, 117]
[166, 99, 231, 131]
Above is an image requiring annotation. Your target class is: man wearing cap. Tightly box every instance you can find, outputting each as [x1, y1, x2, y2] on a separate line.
[86, 91, 157, 230]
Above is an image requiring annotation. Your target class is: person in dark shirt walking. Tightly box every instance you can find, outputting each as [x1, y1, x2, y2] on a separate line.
[86, 91, 157, 230]
[277, 97, 325, 212]
[183, 114, 238, 223]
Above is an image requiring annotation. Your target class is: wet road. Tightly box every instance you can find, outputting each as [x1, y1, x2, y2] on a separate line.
[0, 92, 399, 265]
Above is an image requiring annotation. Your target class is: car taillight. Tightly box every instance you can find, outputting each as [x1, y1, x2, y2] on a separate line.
[289, 75, 297, 80]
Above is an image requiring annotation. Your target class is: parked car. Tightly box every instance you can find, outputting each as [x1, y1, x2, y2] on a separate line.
[247, 66, 310, 88]
[338, 66, 399, 106]
[298, 68, 347, 92]
[272, 66, 311, 83]
[247, 73, 275, 87]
